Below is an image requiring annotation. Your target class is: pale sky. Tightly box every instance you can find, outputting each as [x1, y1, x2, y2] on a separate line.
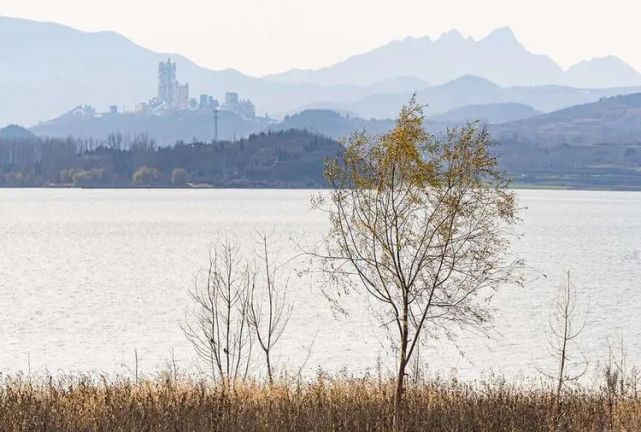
[2, 0, 640, 76]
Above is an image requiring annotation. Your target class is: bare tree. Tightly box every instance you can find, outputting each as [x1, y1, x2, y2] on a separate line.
[310, 98, 521, 431]
[246, 232, 293, 385]
[544, 270, 588, 401]
[182, 238, 253, 386]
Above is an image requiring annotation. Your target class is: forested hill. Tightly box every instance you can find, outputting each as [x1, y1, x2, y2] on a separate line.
[0, 129, 343, 188]
[0, 125, 36, 140]
[495, 93, 641, 146]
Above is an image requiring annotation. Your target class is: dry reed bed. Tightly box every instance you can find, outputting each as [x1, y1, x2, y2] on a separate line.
[0, 375, 639, 431]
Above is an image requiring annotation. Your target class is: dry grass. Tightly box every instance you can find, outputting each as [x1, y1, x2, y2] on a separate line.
[0, 374, 639, 431]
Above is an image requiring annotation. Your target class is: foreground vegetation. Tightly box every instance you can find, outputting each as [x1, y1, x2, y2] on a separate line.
[2, 100, 636, 431]
[0, 374, 639, 431]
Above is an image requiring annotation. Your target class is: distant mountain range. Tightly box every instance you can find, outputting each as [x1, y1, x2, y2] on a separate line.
[29, 92, 641, 152]
[265, 28, 641, 88]
[2, 16, 641, 128]
[281, 94, 641, 147]
[302, 75, 641, 119]
[0, 17, 428, 127]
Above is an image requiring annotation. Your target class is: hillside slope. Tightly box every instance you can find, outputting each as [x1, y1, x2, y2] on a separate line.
[430, 103, 540, 124]
[495, 93, 641, 146]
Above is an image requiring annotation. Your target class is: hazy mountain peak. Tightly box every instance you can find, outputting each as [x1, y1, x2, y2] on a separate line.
[572, 55, 635, 69]
[266, 26, 574, 87]
[445, 74, 502, 89]
[482, 26, 519, 44]
[0, 124, 37, 140]
[437, 29, 465, 43]
[565, 56, 641, 88]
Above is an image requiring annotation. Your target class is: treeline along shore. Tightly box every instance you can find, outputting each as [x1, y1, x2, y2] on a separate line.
[0, 129, 343, 189]
[1, 121, 641, 190]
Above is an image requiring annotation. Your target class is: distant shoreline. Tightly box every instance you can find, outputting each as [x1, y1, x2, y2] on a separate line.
[1, 184, 640, 192]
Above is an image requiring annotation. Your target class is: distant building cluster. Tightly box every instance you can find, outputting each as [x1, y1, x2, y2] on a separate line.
[137, 59, 256, 119]
[199, 94, 219, 111]
[69, 105, 97, 117]
[221, 91, 256, 119]
[63, 58, 257, 121]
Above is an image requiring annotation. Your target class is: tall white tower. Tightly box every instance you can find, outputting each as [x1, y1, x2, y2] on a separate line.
[158, 59, 177, 106]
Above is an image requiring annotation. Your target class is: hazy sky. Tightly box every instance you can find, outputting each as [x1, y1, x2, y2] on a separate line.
[2, 0, 640, 76]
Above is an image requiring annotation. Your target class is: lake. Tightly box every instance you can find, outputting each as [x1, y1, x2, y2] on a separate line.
[0, 189, 639, 380]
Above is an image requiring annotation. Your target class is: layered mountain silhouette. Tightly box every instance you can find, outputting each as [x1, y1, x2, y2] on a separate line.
[266, 27, 641, 88]
[31, 92, 641, 148]
[3, 16, 641, 128]
[0, 17, 422, 126]
[303, 75, 641, 120]
[279, 95, 641, 146]
[430, 103, 541, 124]
[564, 56, 641, 89]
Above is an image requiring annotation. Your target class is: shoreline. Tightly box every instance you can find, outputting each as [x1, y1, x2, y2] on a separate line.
[0, 183, 640, 192]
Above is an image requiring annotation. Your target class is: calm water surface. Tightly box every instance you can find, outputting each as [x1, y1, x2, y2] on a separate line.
[0, 189, 640, 379]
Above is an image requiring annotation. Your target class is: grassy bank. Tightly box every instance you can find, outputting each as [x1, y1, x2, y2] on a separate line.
[0, 375, 639, 431]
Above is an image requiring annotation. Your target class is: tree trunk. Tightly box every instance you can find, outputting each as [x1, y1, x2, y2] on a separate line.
[393, 308, 409, 432]
[393, 359, 407, 432]
[393, 367, 405, 432]
[266, 350, 273, 385]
